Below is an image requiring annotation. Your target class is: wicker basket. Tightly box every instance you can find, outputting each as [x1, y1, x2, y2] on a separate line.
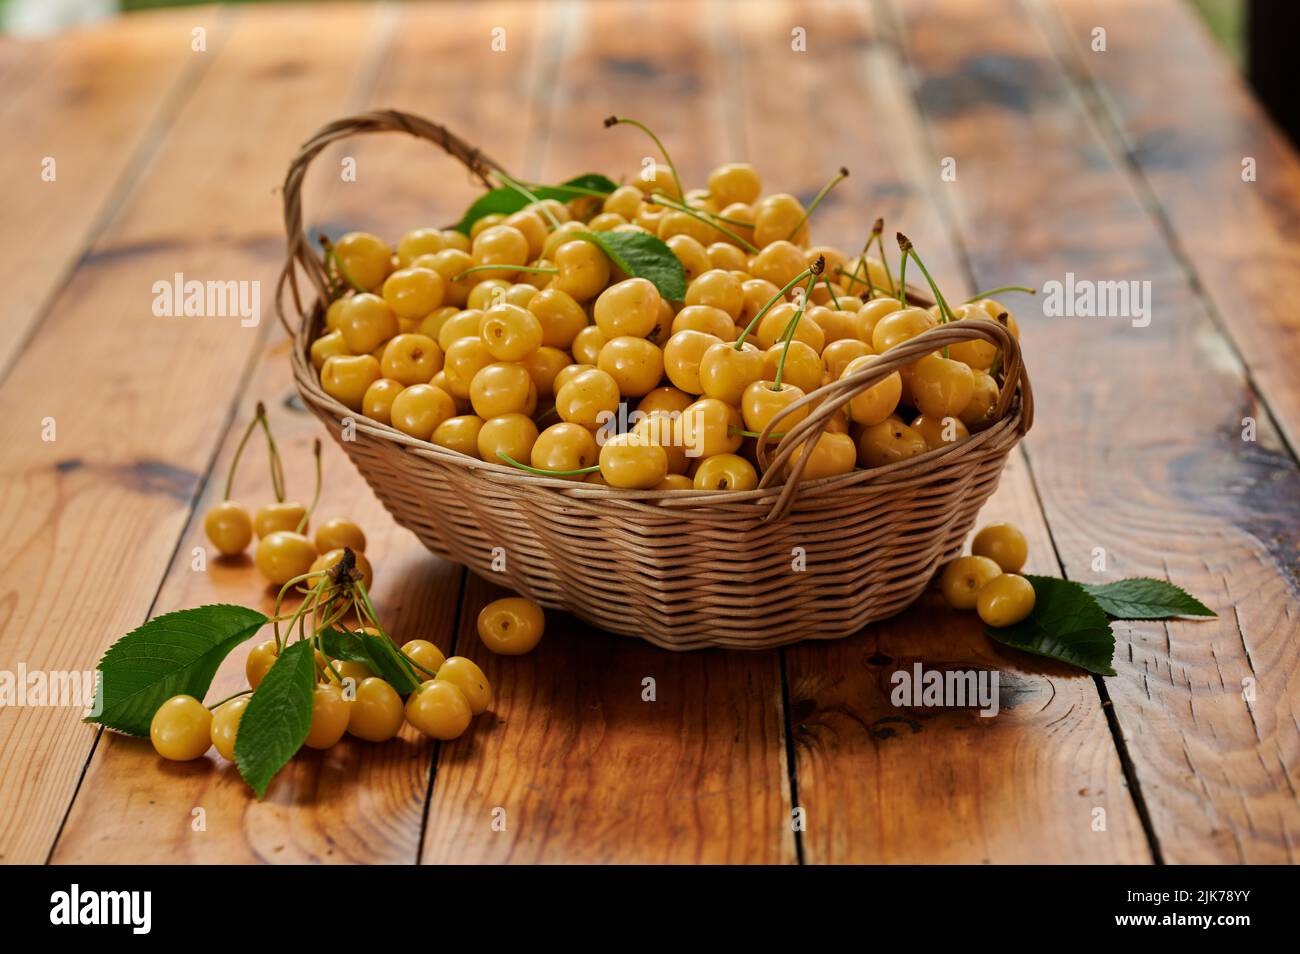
[276, 110, 1034, 651]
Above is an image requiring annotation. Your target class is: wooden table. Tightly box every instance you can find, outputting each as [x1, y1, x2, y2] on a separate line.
[2, 0, 1297, 865]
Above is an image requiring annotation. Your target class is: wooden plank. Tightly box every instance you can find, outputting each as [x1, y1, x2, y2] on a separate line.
[50, 0, 548, 864]
[0, 7, 222, 378]
[889, 0, 1300, 863]
[1036, 0, 1300, 457]
[732, 0, 1148, 863]
[0, 3, 386, 866]
[419, 0, 795, 865]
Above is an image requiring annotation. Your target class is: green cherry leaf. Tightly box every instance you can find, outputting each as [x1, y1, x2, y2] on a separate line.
[317, 628, 421, 696]
[453, 174, 618, 235]
[234, 639, 316, 799]
[87, 604, 268, 737]
[575, 229, 687, 301]
[986, 576, 1117, 676]
[1082, 578, 1216, 620]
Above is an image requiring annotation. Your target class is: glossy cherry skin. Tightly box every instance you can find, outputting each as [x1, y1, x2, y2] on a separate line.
[405, 680, 473, 740]
[976, 574, 1036, 627]
[436, 656, 492, 714]
[304, 683, 352, 749]
[347, 677, 405, 742]
[150, 695, 212, 761]
[940, 556, 1004, 610]
[856, 418, 929, 468]
[477, 597, 546, 655]
[314, 517, 366, 555]
[599, 432, 669, 489]
[531, 422, 599, 478]
[598, 336, 664, 398]
[321, 354, 382, 411]
[204, 501, 253, 556]
[972, 522, 1029, 573]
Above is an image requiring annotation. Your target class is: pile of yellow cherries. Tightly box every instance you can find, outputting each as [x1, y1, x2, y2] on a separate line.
[311, 123, 1022, 492]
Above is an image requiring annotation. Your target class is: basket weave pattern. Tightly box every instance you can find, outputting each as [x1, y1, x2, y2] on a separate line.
[277, 110, 1034, 651]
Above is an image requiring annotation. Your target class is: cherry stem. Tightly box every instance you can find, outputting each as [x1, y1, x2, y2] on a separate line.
[222, 403, 266, 501]
[821, 276, 842, 310]
[734, 267, 816, 350]
[773, 262, 823, 391]
[452, 264, 558, 282]
[787, 167, 849, 241]
[870, 227, 897, 297]
[206, 688, 253, 710]
[497, 451, 599, 477]
[296, 439, 322, 534]
[352, 579, 391, 644]
[651, 192, 758, 252]
[493, 171, 562, 230]
[966, 285, 1035, 302]
[729, 426, 787, 440]
[259, 412, 286, 503]
[319, 236, 365, 295]
[899, 233, 957, 324]
[897, 241, 910, 310]
[523, 180, 607, 199]
[605, 115, 686, 210]
[273, 570, 328, 652]
[842, 219, 882, 297]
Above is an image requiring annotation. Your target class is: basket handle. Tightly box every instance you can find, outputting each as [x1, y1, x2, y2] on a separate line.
[275, 109, 505, 336]
[755, 317, 1033, 521]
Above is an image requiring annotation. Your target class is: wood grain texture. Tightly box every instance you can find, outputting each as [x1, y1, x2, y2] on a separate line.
[731, 0, 1147, 864]
[0, 4, 385, 865]
[419, 0, 795, 864]
[1040, 0, 1300, 457]
[889, 0, 1300, 863]
[0, 7, 221, 377]
[50, 0, 550, 864]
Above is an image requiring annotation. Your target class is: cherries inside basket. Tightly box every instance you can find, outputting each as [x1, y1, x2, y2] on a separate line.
[305, 115, 1030, 494]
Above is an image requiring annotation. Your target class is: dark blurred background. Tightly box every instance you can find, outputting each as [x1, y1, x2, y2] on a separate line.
[4, 0, 1299, 149]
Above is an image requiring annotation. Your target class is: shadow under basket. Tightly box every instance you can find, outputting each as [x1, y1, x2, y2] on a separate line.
[277, 109, 1034, 651]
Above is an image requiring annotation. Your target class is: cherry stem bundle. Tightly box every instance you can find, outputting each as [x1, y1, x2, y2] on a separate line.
[772, 265, 822, 391]
[734, 266, 817, 350]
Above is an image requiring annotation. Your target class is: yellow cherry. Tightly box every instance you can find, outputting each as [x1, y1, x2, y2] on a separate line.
[680, 397, 744, 458]
[555, 367, 621, 430]
[598, 336, 665, 397]
[478, 413, 539, 465]
[663, 330, 723, 395]
[599, 431, 669, 489]
[788, 431, 857, 482]
[856, 418, 929, 468]
[531, 422, 599, 479]
[693, 453, 757, 491]
[842, 354, 902, 426]
[431, 414, 485, 457]
[940, 555, 1003, 610]
[594, 277, 661, 338]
